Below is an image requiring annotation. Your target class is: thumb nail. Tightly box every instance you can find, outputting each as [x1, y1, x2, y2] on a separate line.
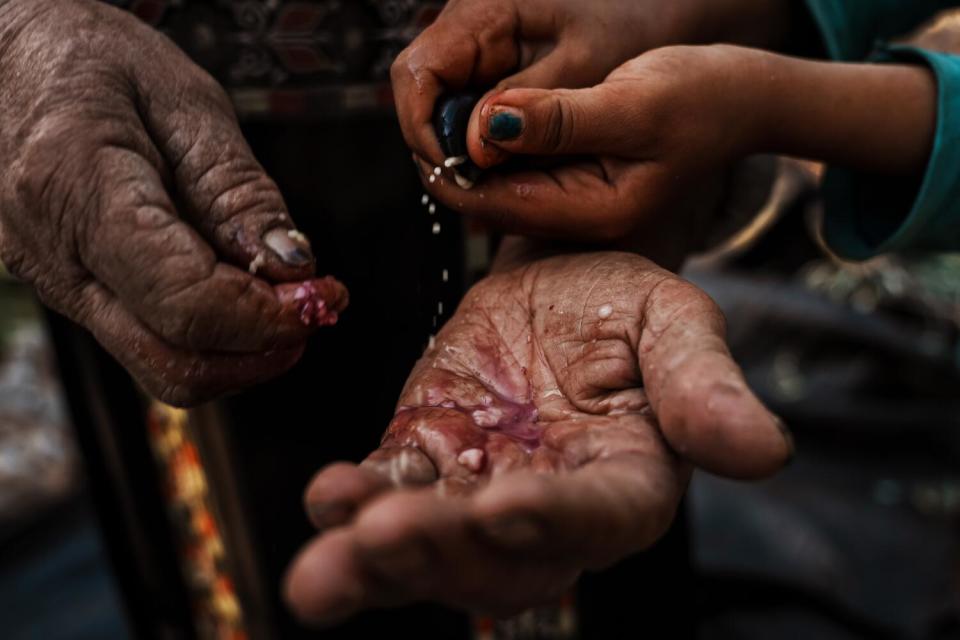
[487, 107, 524, 141]
[264, 227, 313, 266]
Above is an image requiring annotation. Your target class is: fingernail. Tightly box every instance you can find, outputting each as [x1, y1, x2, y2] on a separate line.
[481, 515, 542, 547]
[264, 227, 313, 266]
[773, 414, 796, 464]
[487, 108, 524, 141]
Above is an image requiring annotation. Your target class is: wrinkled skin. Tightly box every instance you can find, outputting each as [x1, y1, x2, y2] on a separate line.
[0, 0, 346, 406]
[286, 248, 792, 625]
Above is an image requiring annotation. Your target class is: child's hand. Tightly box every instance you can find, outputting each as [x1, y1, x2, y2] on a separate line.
[418, 45, 762, 251]
[420, 43, 936, 253]
[393, 0, 799, 168]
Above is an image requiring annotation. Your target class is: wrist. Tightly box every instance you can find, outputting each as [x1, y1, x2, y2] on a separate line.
[749, 53, 937, 176]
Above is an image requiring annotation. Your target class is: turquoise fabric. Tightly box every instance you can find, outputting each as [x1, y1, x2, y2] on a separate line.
[804, 1, 960, 258]
[804, 0, 957, 60]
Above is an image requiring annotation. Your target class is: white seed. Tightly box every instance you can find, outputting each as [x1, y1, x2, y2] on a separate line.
[442, 269, 449, 282]
[438, 302, 444, 315]
[432, 222, 441, 235]
[453, 172, 475, 190]
[457, 448, 485, 472]
[421, 194, 430, 205]
[428, 203, 437, 215]
[433, 166, 442, 176]
[428, 335, 437, 349]
[444, 156, 468, 168]
[598, 304, 614, 320]
[429, 174, 437, 184]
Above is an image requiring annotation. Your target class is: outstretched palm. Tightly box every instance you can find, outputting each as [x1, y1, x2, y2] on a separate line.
[285, 250, 790, 625]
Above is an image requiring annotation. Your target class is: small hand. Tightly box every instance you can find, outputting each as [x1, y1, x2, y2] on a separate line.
[285, 249, 791, 625]
[393, 0, 797, 168]
[0, 0, 347, 405]
[392, 0, 733, 167]
[421, 46, 762, 253]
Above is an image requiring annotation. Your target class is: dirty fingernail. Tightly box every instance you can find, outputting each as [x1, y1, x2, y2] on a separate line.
[481, 515, 542, 547]
[264, 227, 313, 266]
[487, 108, 524, 141]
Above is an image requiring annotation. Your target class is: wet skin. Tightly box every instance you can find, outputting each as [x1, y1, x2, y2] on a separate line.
[286, 248, 792, 625]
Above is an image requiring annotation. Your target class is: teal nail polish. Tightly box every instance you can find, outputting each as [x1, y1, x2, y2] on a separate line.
[488, 111, 523, 140]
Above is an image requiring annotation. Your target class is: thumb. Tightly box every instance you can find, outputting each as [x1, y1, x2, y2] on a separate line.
[639, 274, 794, 480]
[468, 86, 627, 165]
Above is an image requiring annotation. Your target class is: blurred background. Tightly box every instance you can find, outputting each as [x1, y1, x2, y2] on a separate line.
[0, 2, 957, 639]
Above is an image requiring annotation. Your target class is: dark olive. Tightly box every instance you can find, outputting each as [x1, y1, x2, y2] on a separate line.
[433, 93, 483, 183]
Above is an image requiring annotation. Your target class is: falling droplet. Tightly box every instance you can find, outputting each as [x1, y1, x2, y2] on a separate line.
[428, 203, 437, 215]
[432, 222, 441, 235]
[442, 269, 449, 282]
[438, 301, 444, 315]
[421, 194, 430, 205]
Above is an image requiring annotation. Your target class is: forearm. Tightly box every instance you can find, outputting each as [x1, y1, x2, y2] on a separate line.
[742, 48, 937, 176]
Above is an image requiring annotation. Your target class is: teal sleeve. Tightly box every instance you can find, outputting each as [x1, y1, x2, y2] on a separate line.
[821, 46, 960, 259]
[803, 0, 959, 60]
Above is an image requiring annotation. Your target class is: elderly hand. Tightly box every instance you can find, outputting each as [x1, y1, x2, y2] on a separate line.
[285, 246, 792, 625]
[0, 0, 347, 406]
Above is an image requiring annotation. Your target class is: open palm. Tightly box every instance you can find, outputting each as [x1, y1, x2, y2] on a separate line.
[285, 250, 791, 625]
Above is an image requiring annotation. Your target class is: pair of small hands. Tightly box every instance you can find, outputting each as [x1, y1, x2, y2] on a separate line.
[285, 246, 791, 624]
[393, 0, 792, 257]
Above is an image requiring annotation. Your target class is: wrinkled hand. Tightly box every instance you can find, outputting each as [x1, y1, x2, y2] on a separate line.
[421, 46, 763, 250]
[285, 249, 791, 625]
[0, 0, 347, 406]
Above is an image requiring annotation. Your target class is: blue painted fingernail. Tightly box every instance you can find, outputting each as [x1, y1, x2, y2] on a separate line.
[488, 109, 524, 141]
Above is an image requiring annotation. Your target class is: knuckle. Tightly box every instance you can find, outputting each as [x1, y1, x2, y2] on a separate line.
[390, 50, 408, 83]
[188, 68, 235, 116]
[544, 96, 575, 154]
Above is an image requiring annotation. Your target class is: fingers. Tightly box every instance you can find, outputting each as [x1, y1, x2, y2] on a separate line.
[284, 529, 370, 628]
[304, 442, 440, 532]
[391, 0, 549, 165]
[415, 155, 648, 241]
[304, 463, 396, 530]
[133, 62, 315, 283]
[79, 146, 335, 353]
[472, 453, 685, 570]
[71, 280, 304, 407]
[467, 86, 642, 167]
[638, 275, 794, 479]
[285, 490, 578, 625]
